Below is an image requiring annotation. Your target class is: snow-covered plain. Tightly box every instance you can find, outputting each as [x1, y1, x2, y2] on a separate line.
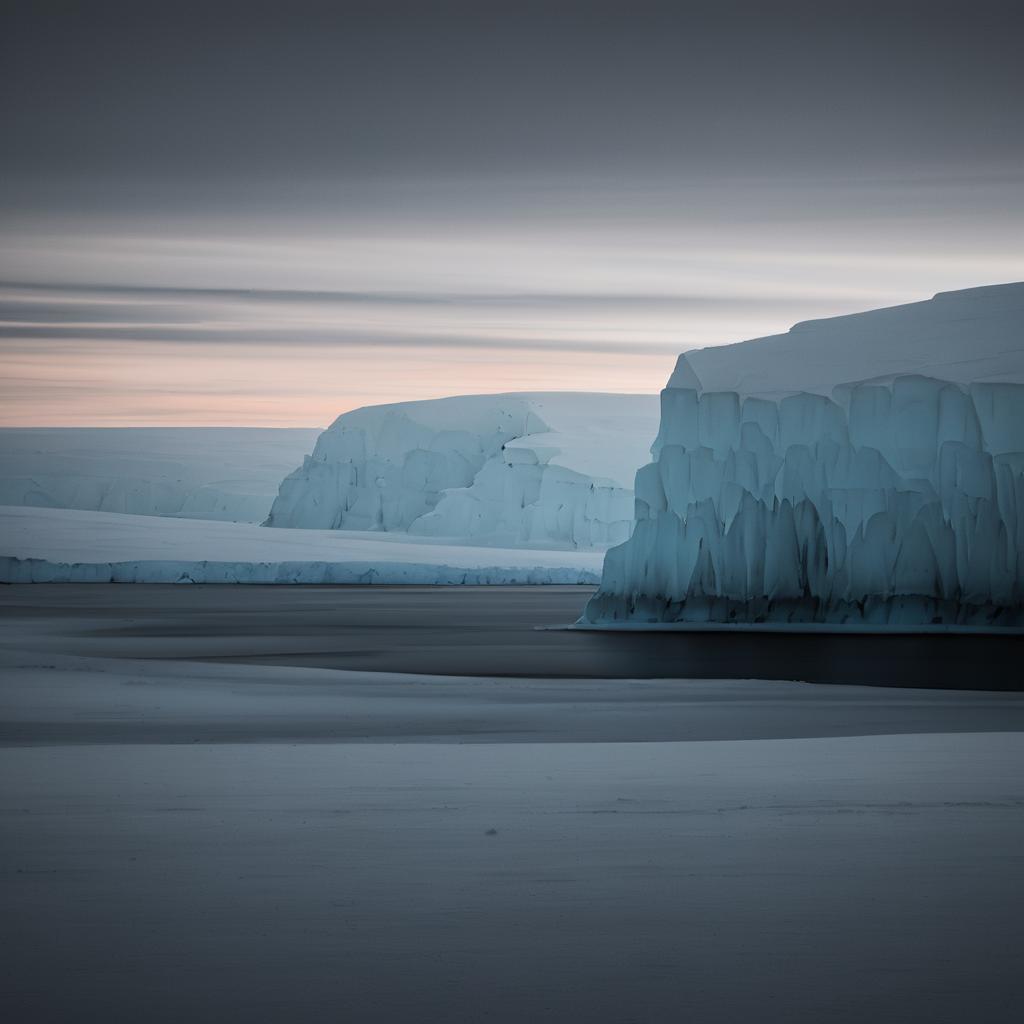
[0, 505, 603, 584]
[267, 392, 659, 549]
[0, 427, 320, 522]
[2, 584, 1021, 1022]
[3, 643, 1023, 1024]
[584, 284, 1024, 629]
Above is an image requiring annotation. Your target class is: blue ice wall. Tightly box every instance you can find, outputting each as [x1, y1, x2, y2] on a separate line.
[584, 376, 1024, 627]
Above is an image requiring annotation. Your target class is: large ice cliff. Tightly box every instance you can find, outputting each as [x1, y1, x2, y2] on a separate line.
[266, 393, 659, 549]
[583, 284, 1024, 628]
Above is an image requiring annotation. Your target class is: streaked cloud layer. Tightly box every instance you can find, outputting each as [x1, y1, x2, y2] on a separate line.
[1, 1, 1021, 424]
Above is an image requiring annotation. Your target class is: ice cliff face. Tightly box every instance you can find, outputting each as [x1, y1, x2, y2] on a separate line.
[583, 284, 1024, 628]
[265, 393, 659, 549]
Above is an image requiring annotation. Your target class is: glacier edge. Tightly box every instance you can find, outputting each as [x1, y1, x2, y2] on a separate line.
[583, 375, 1024, 629]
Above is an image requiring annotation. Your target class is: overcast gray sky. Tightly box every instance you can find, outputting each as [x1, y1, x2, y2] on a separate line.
[1, 0, 1022, 424]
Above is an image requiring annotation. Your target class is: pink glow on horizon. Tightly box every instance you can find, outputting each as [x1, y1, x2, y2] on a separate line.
[3, 198, 1021, 426]
[0, 340, 678, 427]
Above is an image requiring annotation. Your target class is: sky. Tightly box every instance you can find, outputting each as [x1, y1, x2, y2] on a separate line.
[1, 0, 1022, 426]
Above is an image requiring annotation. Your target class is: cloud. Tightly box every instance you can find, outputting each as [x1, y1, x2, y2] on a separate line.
[0, 282, 850, 357]
[0, 280, 833, 310]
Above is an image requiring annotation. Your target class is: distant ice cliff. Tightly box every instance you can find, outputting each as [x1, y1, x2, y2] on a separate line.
[266, 392, 659, 549]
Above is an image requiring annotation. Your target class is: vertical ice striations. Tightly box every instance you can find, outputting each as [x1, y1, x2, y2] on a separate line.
[584, 285, 1024, 627]
[266, 393, 659, 549]
[267, 395, 530, 533]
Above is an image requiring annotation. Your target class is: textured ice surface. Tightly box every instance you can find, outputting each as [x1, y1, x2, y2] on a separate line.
[0, 506, 602, 584]
[670, 282, 1024, 400]
[584, 285, 1024, 628]
[0, 428, 320, 523]
[267, 393, 659, 549]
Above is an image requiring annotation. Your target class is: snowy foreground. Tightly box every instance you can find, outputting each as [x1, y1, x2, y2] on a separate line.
[268, 392, 659, 548]
[7, 727, 1021, 1023]
[1, 592, 1022, 1023]
[586, 283, 1024, 628]
[2, 586, 1022, 1021]
[0, 427, 320, 523]
[0, 505, 603, 584]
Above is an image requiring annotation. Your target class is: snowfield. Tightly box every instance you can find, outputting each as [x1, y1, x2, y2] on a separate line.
[0, 505, 603, 584]
[2, 618, 1023, 1023]
[671, 281, 1024, 400]
[0, 427, 320, 523]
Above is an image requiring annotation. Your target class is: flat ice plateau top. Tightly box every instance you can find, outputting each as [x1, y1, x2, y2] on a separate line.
[0, 427, 320, 523]
[670, 282, 1024, 398]
[584, 283, 1024, 629]
[267, 392, 659, 549]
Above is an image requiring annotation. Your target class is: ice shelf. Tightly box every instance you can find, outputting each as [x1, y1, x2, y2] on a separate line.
[583, 285, 1024, 628]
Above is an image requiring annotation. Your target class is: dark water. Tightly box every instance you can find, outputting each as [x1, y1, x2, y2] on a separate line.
[2, 584, 1020, 689]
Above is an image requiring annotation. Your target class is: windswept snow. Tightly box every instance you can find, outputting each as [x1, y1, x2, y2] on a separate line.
[670, 282, 1024, 399]
[266, 392, 659, 549]
[585, 284, 1024, 629]
[0, 506, 602, 584]
[0, 428, 320, 523]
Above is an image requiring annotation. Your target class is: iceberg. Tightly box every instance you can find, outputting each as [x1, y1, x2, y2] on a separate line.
[583, 284, 1024, 629]
[266, 392, 659, 549]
